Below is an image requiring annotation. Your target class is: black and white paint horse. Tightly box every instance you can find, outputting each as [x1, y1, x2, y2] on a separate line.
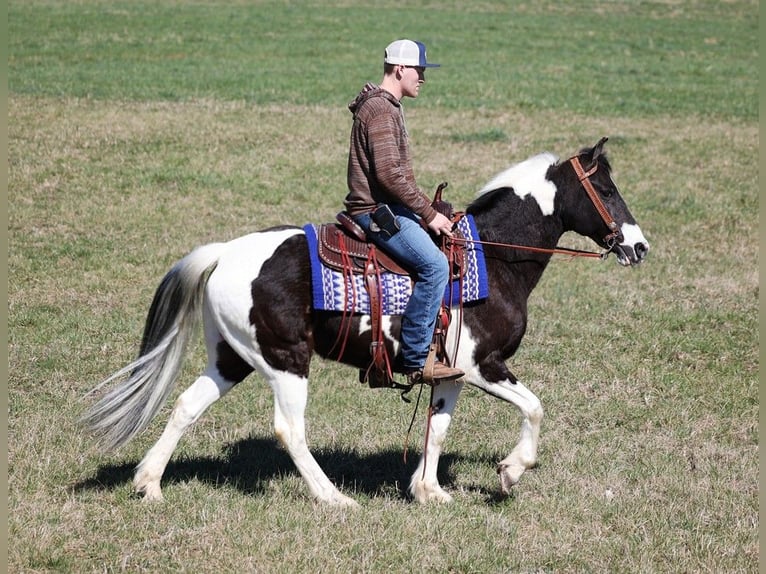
[83, 137, 649, 506]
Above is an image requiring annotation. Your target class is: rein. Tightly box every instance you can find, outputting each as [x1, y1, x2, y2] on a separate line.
[451, 235, 607, 260]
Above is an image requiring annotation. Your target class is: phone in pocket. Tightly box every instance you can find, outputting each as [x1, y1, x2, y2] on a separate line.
[371, 204, 401, 237]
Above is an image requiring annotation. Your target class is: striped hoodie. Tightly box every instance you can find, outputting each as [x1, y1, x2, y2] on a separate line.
[344, 83, 438, 224]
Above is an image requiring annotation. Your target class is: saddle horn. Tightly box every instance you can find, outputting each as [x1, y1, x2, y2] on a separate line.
[431, 181, 454, 220]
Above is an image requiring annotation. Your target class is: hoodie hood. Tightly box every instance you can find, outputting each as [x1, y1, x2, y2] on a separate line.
[348, 83, 400, 115]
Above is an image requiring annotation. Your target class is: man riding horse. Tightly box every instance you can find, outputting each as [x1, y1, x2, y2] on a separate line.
[343, 39, 464, 387]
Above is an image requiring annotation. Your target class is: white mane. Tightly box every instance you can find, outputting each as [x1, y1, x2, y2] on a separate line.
[477, 152, 559, 216]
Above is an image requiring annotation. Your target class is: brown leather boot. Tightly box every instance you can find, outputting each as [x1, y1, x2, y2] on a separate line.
[407, 361, 464, 385]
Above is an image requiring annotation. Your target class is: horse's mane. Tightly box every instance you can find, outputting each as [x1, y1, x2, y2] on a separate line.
[476, 152, 559, 197]
[468, 152, 559, 213]
[467, 146, 613, 215]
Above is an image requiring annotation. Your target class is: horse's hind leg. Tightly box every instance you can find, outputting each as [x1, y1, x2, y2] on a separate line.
[134, 305, 249, 501]
[268, 370, 358, 507]
[133, 367, 237, 500]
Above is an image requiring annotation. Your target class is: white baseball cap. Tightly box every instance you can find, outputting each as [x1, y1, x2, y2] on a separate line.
[384, 39, 440, 68]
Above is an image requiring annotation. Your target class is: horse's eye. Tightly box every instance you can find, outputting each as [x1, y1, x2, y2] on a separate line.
[600, 187, 615, 198]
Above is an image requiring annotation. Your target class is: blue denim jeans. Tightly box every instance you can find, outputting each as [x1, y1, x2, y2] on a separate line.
[353, 205, 450, 370]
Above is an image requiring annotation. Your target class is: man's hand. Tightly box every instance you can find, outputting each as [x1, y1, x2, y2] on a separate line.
[427, 212, 455, 237]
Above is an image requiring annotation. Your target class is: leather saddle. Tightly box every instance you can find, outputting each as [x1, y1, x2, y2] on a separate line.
[316, 183, 467, 392]
[317, 212, 467, 282]
[318, 213, 410, 276]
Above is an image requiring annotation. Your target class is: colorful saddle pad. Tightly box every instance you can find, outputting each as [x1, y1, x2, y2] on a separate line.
[303, 214, 488, 315]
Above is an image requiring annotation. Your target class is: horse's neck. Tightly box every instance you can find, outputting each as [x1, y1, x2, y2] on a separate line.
[471, 196, 563, 295]
[486, 247, 552, 298]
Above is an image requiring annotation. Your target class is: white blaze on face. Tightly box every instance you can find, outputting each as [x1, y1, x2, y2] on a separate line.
[619, 223, 648, 250]
[478, 153, 559, 216]
[613, 222, 650, 265]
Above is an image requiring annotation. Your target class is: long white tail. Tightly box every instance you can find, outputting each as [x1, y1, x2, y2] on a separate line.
[81, 242, 226, 451]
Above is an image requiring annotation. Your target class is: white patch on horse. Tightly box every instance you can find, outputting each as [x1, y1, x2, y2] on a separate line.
[358, 316, 401, 353]
[478, 152, 559, 216]
[619, 223, 649, 250]
[206, 228, 304, 368]
[447, 322, 481, 379]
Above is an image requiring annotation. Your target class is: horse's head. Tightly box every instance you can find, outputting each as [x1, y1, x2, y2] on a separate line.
[565, 137, 649, 266]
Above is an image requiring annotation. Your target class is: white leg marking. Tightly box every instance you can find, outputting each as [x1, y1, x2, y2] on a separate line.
[269, 372, 358, 507]
[134, 369, 235, 501]
[467, 376, 543, 492]
[409, 382, 463, 503]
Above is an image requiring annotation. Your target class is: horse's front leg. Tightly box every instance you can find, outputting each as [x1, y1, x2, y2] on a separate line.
[409, 381, 463, 503]
[465, 367, 543, 494]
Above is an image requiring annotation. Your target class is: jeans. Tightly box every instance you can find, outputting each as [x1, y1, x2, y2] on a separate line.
[353, 205, 450, 370]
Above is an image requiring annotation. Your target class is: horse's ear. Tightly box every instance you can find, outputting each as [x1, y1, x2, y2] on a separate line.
[583, 137, 609, 170]
[593, 137, 608, 159]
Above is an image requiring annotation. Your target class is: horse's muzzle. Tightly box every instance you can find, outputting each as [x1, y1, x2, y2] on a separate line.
[610, 223, 650, 266]
[613, 240, 650, 266]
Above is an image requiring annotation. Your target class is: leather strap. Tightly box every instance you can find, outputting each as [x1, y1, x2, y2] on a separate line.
[570, 156, 622, 243]
[363, 248, 393, 382]
[421, 343, 437, 385]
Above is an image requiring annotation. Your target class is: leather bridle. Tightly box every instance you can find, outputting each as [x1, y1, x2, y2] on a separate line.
[569, 155, 624, 250]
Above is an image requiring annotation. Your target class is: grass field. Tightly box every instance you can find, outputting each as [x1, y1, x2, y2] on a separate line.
[8, 1, 758, 572]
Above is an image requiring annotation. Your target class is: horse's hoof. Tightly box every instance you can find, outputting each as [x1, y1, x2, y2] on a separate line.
[412, 480, 453, 504]
[135, 480, 163, 501]
[320, 492, 359, 508]
[497, 462, 524, 494]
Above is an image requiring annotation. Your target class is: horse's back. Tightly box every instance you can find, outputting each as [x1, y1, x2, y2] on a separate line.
[210, 227, 304, 283]
[205, 226, 312, 371]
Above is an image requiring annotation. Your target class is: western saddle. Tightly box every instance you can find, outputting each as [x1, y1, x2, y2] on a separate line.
[316, 183, 467, 390]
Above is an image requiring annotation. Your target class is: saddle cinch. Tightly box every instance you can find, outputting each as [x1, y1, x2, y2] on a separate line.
[317, 183, 468, 390]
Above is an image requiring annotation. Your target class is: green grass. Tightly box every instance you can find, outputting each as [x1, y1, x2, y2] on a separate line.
[9, 0, 757, 119]
[8, 1, 758, 572]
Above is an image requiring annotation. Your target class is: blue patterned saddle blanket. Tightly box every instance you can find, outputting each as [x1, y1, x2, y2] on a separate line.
[303, 214, 488, 315]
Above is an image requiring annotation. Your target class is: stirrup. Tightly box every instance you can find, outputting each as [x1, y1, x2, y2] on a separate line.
[421, 343, 438, 384]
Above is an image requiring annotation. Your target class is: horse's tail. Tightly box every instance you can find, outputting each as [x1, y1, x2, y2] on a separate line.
[81, 242, 226, 452]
